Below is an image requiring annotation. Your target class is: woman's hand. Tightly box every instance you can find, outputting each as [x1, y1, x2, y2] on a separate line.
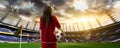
[59, 28, 66, 40]
[57, 28, 66, 41]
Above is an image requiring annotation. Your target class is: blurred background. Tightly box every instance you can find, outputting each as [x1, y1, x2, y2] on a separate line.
[0, 0, 120, 43]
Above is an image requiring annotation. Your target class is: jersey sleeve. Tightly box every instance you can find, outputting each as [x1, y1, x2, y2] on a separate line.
[53, 16, 61, 29]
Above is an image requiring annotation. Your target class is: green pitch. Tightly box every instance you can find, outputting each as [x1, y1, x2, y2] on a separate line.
[0, 42, 120, 48]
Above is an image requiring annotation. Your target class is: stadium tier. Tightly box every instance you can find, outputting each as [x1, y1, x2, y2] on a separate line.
[0, 21, 120, 42]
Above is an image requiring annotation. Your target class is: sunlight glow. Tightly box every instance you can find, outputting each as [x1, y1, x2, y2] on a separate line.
[79, 17, 87, 22]
[61, 16, 97, 24]
[73, 0, 88, 12]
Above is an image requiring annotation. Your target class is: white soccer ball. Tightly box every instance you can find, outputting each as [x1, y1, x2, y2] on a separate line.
[55, 29, 63, 42]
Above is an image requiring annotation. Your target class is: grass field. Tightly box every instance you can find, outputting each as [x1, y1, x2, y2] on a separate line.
[0, 42, 120, 48]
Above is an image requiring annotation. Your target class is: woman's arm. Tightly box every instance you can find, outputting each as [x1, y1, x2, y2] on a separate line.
[54, 16, 66, 38]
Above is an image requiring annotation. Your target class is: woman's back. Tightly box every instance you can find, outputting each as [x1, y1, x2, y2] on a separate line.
[40, 15, 60, 42]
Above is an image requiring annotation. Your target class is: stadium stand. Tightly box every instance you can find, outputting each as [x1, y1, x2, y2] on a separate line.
[0, 0, 120, 43]
[0, 22, 40, 42]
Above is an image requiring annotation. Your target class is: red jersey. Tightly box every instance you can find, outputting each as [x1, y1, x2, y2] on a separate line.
[40, 15, 60, 48]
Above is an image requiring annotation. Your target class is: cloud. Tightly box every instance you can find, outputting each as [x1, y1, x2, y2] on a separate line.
[51, 0, 65, 6]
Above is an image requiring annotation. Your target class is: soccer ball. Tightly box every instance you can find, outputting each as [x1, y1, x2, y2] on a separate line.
[55, 29, 63, 42]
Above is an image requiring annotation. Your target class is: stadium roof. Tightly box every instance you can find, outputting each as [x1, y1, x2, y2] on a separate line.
[0, 0, 120, 31]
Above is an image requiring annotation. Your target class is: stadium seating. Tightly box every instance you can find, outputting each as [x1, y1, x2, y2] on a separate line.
[0, 25, 39, 42]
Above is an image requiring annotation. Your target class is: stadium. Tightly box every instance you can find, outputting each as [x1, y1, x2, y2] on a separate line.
[0, 0, 120, 48]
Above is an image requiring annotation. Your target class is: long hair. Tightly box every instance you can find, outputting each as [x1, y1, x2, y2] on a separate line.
[41, 5, 53, 26]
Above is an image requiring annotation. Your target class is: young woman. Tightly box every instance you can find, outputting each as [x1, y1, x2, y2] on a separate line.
[40, 5, 64, 48]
